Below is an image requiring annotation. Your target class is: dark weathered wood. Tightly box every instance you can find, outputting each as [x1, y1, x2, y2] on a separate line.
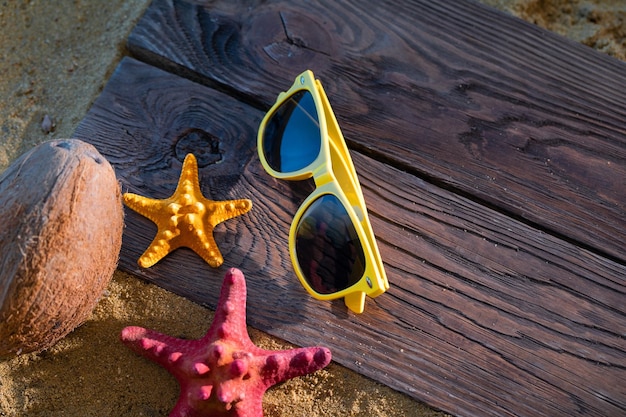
[74, 57, 625, 417]
[127, 0, 626, 262]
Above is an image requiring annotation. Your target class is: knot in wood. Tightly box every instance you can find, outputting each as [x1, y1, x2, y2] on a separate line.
[245, 8, 335, 69]
[175, 128, 223, 167]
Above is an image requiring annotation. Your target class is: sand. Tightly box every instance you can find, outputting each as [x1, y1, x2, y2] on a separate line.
[0, 1, 623, 416]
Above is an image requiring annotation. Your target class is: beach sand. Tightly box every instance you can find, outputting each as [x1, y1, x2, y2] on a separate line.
[0, 1, 623, 416]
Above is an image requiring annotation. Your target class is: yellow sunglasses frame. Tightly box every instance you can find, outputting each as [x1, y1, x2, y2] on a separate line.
[257, 70, 389, 314]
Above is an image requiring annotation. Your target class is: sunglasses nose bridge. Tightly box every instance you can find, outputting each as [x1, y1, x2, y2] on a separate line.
[311, 163, 333, 188]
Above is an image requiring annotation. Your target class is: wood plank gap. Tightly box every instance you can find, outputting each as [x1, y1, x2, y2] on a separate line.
[128, 45, 270, 113]
[353, 138, 626, 266]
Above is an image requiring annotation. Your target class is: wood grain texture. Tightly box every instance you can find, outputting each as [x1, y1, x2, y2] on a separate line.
[74, 57, 625, 417]
[127, 0, 626, 262]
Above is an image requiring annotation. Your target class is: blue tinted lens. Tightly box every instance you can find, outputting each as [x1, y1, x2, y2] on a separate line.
[262, 90, 321, 173]
[295, 194, 366, 294]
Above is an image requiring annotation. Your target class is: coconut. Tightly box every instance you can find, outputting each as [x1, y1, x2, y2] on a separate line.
[0, 139, 124, 356]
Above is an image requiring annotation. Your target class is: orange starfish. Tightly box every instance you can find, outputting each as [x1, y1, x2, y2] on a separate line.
[123, 153, 252, 268]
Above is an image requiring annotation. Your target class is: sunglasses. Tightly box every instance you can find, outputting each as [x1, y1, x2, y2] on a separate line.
[257, 70, 389, 314]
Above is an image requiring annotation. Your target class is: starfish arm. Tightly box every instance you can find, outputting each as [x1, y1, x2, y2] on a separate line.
[137, 232, 178, 268]
[137, 243, 167, 268]
[120, 326, 201, 379]
[204, 268, 254, 345]
[123, 192, 167, 223]
[176, 154, 203, 197]
[208, 199, 253, 227]
[186, 228, 224, 268]
[259, 346, 332, 388]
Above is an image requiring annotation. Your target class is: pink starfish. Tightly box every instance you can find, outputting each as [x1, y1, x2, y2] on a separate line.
[121, 268, 332, 417]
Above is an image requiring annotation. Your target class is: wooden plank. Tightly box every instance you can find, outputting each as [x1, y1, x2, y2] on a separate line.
[126, 0, 626, 262]
[74, 57, 626, 417]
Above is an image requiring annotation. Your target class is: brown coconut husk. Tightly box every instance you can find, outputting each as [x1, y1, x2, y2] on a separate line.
[0, 139, 124, 356]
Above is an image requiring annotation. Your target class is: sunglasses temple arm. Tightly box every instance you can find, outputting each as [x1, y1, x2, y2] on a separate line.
[344, 291, 366, 314]
[316, 82, 368, 207]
